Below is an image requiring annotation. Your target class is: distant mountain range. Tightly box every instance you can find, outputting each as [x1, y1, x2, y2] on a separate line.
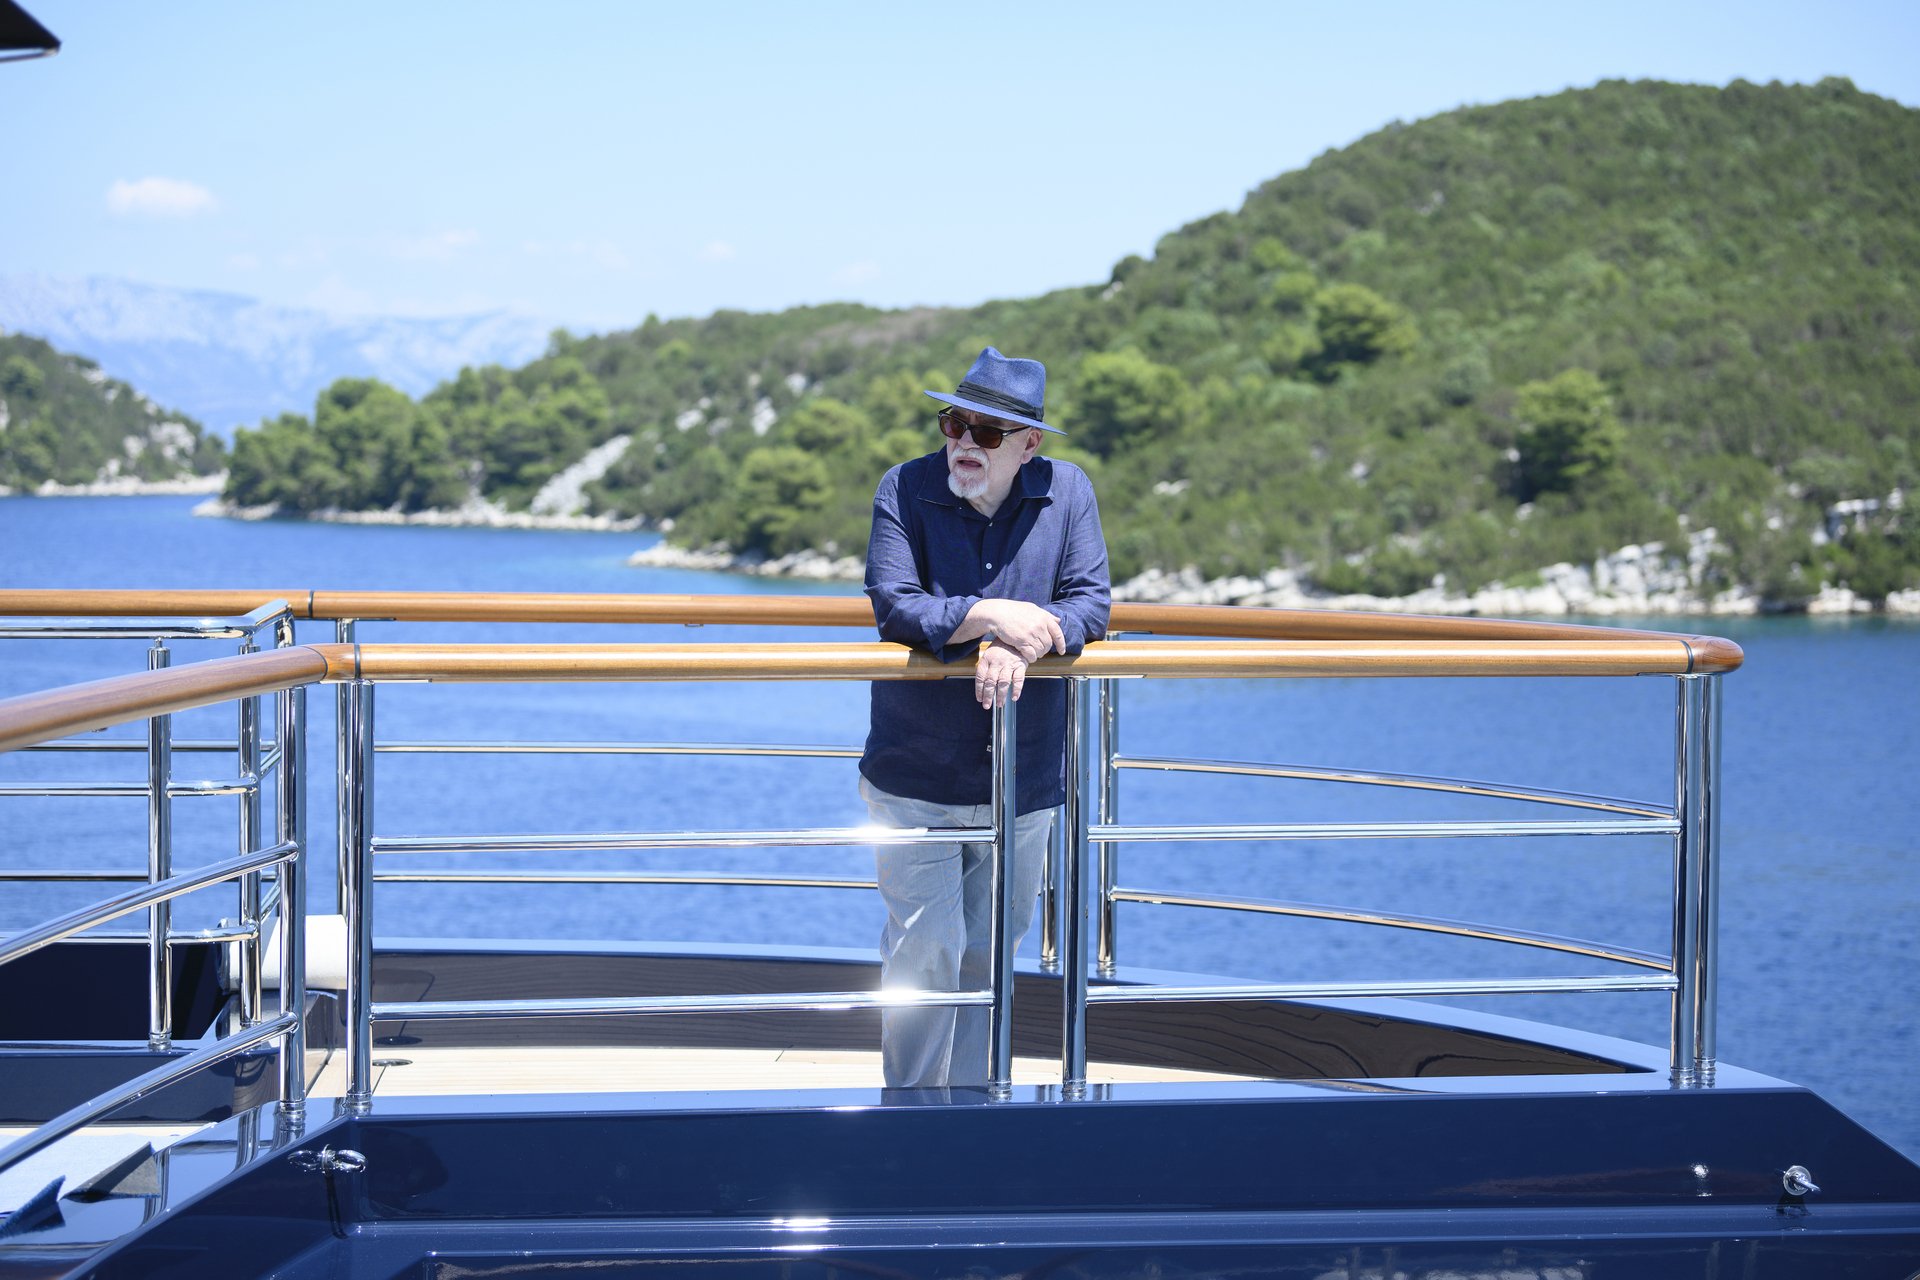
[0, 274, 555, 438]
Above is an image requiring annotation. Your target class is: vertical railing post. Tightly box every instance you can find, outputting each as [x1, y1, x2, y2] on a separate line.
[1669, 674, 1705, 1085]
[1693, 674, 1722, 1084]
[1094, 678, 1120, 978]
[1061, 678, 1093, 1098]
[1038, 823, 1060, 974]
[146, 641, 173, 1052]
[986, 694, 1019, 1101]
[342, 678, 376, 1113]
[334, 619, 357, 915]
[276, 683, 308, 1120]
[236, 635, 264, 1026]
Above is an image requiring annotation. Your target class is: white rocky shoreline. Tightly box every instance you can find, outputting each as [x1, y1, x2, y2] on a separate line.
[1, 472, 227, 498]
[19, 483, 1913, 617]
[193, 494, 646, 532]
[629, 534, 1920, 618]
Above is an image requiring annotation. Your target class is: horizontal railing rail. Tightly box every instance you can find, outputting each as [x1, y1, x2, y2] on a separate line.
[1114, 754, 1673, 819]
[1089, 817, 1679, 841]
[0, 1012, 300, 1176]
[316, 638, 1718, 681]
[372, 825, 992, 855]
[1109, 886, 1671, 969]
[376, 739, 861, 757]
[0, 776, 265, 797]
[0, 588, 1743, 672]
[23, 737, 265, 752]
[374, 988, 991, 1026]
[0, 844, 293, 969]
[0, 599, 294, 644]
[374, 869, 876, 890]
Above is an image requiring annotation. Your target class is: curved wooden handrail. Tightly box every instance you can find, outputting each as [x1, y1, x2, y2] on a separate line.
[0, 628, 1722, 756]
[0, 589, 1743, 672]
[320, 638, 1709, 683]
[0, 647, 330, 755]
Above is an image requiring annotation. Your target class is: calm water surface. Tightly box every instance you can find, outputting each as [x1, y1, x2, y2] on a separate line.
[2, 495, 1915, 1159]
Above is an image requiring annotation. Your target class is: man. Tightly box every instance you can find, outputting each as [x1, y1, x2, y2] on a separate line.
[860, 347, 1111, 1089]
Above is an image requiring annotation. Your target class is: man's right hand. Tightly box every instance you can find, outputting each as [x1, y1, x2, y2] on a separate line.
[963, 600, 1066, 663]
[974, 642, 1029, 708]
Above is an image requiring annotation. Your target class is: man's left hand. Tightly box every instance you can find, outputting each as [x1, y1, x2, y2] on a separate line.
[974, 643, 1029, 709]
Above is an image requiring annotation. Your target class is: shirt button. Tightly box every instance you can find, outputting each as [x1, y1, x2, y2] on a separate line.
[985, 562, 993, 569]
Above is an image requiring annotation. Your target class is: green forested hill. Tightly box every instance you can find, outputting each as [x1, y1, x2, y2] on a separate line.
[0, 334, 225, 491]
[224, 78, 1920, 603]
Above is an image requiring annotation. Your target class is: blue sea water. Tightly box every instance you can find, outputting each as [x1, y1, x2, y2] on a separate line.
[1, 494, 1915, 1160]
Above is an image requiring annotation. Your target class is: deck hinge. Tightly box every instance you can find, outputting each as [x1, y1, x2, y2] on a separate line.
[290, 1145, 367, 1176]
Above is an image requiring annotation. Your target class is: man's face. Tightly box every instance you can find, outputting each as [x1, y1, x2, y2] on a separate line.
[943, 408, 1040, 503]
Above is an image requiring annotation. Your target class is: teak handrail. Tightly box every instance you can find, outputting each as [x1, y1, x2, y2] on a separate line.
[0, 589, 1743, 670]
[0, 648, 328, 753]
[2, 635, 1719, 756]
[329, 639, 1712, 682]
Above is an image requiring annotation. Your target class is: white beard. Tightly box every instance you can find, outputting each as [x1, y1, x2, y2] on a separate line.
[947, 456, 989, 499]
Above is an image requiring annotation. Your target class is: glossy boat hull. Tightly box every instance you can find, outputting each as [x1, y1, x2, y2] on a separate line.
[9, 942, 1919, 1279]
[61, 1080, 1920, 1279]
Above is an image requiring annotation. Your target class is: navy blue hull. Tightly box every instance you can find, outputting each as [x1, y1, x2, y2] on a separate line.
[64, 1081, 1920, 1279]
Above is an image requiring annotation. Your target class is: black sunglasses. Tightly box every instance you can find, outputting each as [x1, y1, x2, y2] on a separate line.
[938, 407, 1031, 450]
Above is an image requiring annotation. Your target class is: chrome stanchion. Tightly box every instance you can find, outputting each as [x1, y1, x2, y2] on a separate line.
[237, 636, 264, 1026]
[1095, 678, 1119, 979]
[146, 641, 173, 1052]
[343, 678, 376, 1113]
[1061, 678, 1093, 1098]
[276, 684, 308, 1120]
[986, 694, 1018, 1101]
[334, 619, 357, 915]
[1039, 820, 1060, 974]
[1669, 674, 1705, 1085]
[1693, 674, 1722, 1085]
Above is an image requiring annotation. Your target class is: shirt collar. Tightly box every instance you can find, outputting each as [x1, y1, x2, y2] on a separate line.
[913, 450, 1055, 512]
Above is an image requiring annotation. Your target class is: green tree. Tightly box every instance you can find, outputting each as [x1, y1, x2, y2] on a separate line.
[1071, 350, 1196, 458]
[226, 413, 343, 511]
[1306, 284, 1417, 378]
[1512, 369, 1626, 500]
[312, 378, 423, 510]
[733, 446, 833, 557]
[1, 355, 45, 403]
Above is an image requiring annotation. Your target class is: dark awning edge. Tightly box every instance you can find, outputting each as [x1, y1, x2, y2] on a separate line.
[0, 0, 60, 62]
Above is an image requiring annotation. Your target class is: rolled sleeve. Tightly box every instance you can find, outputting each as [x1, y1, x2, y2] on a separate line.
[864, 467, 979, 660]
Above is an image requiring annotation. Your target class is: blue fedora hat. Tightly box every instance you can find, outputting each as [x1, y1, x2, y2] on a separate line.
[923, 347, 1064, 434]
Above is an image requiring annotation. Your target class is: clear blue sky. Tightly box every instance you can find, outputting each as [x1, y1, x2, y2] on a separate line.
[4, 1, 1916, 333]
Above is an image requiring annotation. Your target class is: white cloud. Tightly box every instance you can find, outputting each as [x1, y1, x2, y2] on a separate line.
[227, 252, 261, 270]
[698, 240, 737, 263]
[834, 260, 881, 285]
[106, 177, 217, 218]
[386, 228, 482, 261]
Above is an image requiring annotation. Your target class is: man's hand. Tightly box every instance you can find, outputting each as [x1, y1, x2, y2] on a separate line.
[974, 642, 1029, 709]
[963, 599, 1065, 663]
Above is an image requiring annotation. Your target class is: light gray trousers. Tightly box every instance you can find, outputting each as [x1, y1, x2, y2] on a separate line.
[861, 775, 1053, 1089]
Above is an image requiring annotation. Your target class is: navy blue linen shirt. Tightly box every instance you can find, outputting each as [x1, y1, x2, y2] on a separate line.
[860, 450, 1111, 814]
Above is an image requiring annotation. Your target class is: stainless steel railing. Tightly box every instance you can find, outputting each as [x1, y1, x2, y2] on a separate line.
[331, 672, 1030, 1104]
[0, 605, 1729, 1126]
[1079, 670, 1722, 1087]
[0, 601, 297, 1035]
[0, 678, 309, 1181]
[323, 655, 1723, 1099]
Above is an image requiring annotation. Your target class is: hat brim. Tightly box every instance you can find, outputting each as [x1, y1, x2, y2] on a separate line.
[923, 389, 1065, 434]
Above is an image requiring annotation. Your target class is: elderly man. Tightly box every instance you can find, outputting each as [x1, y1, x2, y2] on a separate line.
[859, 347, 1111, 1089]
